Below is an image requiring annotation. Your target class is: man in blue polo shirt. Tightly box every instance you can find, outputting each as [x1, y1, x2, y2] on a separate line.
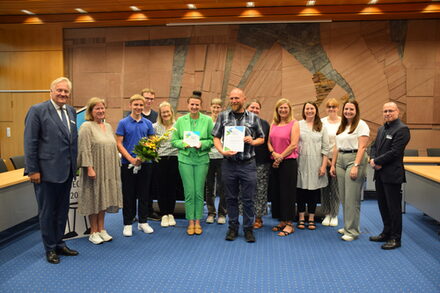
[116, 94, 155, 237]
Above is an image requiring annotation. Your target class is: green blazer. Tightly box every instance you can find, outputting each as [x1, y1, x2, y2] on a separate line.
[171, 113, 214, 164]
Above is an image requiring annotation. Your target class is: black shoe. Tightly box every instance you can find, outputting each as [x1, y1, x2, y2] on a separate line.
[46, 250, 60, 264]
[244, 230, 256, 243]
[381, 239, 401, 250]
[148, 212, 161, 221]
[369, 233, 389, 242]
[56, 246, 79, 256]
[225, 229, 238, 241]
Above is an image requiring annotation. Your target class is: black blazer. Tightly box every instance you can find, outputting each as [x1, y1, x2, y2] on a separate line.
[370, 118, 410, 184]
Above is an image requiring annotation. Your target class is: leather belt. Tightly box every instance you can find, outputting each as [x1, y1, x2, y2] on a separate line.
[339, 149, 358, 153]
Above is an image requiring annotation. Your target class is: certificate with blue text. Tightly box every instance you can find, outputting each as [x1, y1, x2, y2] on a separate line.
[223, 126, 245, 152]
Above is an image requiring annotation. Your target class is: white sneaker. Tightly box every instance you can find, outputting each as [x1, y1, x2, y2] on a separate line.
[329, 217, 338, 227]
[217, 215, 226, 224]
[341, 234, 355, 241]
[98, 230, 113, 242]
[322, 215, 331, 226]
[89, 232, 104, 245]
[138, 223, 154, 234]
[161, 215, 169, 227]
[206, 215, 215, 224]
[123, 225, 133, 237]
[337, 228, 345, 234]
[168, 214, 176, 226]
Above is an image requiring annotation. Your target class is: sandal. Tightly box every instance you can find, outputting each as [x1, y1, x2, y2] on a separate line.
[272, 223, 286, 232]
[253, 218, 263, 229]
[297, 220, 305, 230]
[308, 221, 316, 230]
[278, 223, 294, 237]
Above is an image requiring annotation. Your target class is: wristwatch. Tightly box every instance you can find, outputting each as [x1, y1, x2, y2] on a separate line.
[354, 163, 360, 167]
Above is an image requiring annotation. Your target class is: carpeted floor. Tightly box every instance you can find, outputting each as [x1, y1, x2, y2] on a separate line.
[0, 200, 439, 293]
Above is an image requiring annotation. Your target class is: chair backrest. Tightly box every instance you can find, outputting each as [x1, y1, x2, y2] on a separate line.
[404, 149, 419, 156]
[10, 155, 25, 169]
[426, 148, 440, 157]
[0, 159, 8, 173]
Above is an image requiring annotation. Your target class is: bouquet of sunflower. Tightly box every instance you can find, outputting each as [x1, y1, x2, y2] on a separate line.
[133, 128, 175, 163]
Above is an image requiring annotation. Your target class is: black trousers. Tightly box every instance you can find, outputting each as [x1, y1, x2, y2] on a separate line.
[297, 188, 320, 215]
[375, 176, 403, 240]
[156, 156, 181, 215]
[270, 159, 297, 222]
[121, 163, 152, 225]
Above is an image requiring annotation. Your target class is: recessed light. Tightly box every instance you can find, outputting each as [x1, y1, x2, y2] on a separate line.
[246, 2, 255, 8]
[187, 4, 197, 10]
[130, 6, 141, 11]
[21, 10, 35, 15]
[306, 1, 316, 6]
[368, 0, 378, 4]
[75, 8, 87, 14]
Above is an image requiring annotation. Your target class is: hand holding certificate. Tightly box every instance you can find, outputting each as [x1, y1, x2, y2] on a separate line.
[183, 131, 201, 148]
[223, 126, 245, 152]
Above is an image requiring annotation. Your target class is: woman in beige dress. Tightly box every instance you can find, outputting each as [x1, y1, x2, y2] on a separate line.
[77, 97, 123, 245]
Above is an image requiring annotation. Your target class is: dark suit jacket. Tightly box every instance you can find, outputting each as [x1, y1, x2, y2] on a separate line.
[24, 100, 78, 183]
[370, 118, 410, 184]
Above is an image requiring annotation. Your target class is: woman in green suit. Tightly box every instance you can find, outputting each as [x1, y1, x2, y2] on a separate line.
[172, 95, 214, 236]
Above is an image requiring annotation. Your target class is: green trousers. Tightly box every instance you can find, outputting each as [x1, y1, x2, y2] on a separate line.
[178, 162, 209, 220]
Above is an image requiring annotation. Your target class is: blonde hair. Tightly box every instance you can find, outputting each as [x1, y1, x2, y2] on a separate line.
[272, 98, 293, 124]
[211, 98, 223, 106]
[157, 101, 176, 125]
[50, 77, 72, 91]
[85, 97, 106, 121]
[129, 94, 145, 104]
[141, 88, 155, 96]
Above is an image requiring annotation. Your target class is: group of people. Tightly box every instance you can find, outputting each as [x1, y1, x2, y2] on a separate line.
[24, 77, 410, 264]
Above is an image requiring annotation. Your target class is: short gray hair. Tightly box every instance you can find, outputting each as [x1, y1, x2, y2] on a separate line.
[50, 77, 72, 91]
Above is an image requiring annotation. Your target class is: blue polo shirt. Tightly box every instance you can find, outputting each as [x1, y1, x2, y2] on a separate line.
[116, 115, 155, 164]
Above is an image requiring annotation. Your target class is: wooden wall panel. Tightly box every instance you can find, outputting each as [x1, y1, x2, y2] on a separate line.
[0, 24, 64, 159]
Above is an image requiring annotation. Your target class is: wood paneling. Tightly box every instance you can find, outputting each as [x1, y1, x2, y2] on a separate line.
[0, 24, 64, 159]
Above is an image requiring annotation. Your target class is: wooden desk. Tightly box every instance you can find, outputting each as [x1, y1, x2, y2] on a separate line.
[0, 168, 29, 188]
[403, 156, 440, 165]
[404, 165, 440, 223]
[0, 168, 37, 231]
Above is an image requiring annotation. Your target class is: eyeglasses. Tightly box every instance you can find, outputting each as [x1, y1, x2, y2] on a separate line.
[327, 105, 337, 109]
[383, 110, 395, 113]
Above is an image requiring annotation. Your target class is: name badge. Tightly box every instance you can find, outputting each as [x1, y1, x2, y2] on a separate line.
[386, 134, 392, 139]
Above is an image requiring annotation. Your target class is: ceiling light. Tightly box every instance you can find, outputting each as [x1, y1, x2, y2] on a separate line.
[75, 8, 87, 14]
[246, 2, 255, 8]
[167, 20, 331, 26]
[306, 0, 316, 6]
[187, 4, 197, 9]
[368, 0, 378, 4]
[130, 6, 141, 11]
[21, 10, 35, 15]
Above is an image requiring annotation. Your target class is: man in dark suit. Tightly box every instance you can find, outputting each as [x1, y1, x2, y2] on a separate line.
[369, 102, 410, 250]
[24, 77, 79, 264]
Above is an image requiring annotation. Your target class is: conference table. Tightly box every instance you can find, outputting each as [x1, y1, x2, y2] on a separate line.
[404, 165, 440, 224]
[403, 156, 440, 165]
[0, 168, 37, 232]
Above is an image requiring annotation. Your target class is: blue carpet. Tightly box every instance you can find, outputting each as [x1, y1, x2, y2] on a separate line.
[0, 200, 439, 293]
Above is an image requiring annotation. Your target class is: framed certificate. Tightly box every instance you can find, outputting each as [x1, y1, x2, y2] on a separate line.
[223, 126, 245, 152]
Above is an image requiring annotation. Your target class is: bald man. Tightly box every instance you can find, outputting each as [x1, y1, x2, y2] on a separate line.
[369, 102, 410, 250]
[212, 88, 264, 243]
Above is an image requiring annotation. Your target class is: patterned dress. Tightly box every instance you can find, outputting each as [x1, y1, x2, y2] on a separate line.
[77, 121, 122, 215]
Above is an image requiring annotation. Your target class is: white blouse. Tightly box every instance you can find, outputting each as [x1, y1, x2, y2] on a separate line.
[335, 119, 370, 150]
